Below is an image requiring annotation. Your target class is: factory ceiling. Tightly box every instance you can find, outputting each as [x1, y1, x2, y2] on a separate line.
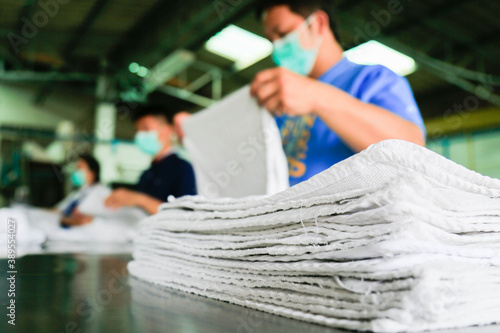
[0, 0, 499, 130]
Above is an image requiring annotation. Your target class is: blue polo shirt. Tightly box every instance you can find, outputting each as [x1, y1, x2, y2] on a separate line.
[275, 57, 426, 186]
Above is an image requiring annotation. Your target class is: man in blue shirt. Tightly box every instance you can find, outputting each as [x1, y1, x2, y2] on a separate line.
[105, 106, 196, 214]
[251, 0, 426, 186]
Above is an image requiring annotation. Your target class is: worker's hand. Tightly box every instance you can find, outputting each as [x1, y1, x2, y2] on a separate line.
[72, 209, 93, 225]
[105, 188, 142, 210]
[61, 209, 93, 227]
[250, 67, 319, 116]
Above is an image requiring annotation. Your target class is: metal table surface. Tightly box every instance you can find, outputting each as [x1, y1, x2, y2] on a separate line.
[1, 253, 499, 333]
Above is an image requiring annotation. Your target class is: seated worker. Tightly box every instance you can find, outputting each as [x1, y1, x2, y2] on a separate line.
[105, 105, 196, 214]
[57, 154, 103, 227]
[251, 0, 426, 186]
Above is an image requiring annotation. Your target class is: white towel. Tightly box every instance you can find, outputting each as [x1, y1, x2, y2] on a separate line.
[129, 140, 500, 332]
[183, 85, 289, 198]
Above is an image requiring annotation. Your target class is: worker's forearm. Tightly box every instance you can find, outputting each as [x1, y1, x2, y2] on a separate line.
[136, 193, 162, 215]
[312, 82, 425, 152]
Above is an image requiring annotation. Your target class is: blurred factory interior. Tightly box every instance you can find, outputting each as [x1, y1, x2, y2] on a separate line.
[0, 0, 499, 207]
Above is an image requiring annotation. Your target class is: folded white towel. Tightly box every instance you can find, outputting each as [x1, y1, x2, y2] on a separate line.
[129, 140, 500, 332]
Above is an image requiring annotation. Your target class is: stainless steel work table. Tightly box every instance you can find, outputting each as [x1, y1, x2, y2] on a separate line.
[1, 253, 499, 333]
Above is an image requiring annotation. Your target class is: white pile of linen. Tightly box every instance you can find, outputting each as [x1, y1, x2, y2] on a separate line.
[0, 207, 45, 257]
[0, 186, 147, 258]
[129, 140, 500, 332]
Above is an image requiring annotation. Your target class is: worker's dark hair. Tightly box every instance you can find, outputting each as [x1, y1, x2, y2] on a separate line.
[131, 104, 175, 125]
[255, 0, 341, 44]
[79, 154, 100, 183]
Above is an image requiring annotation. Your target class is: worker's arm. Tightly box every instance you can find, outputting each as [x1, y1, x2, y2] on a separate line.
[105, 188, 162, 215]
[250, 67, 425, 152]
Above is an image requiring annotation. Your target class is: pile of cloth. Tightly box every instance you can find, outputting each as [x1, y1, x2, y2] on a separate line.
[0, 207, 46, 257]
[129, 140, 500, 332]
[0, 205, 138, 257]
[0, 186, 146, 258]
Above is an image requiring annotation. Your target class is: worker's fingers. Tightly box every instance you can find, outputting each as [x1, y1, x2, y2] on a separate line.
[104, 197, 113, 207]
[104, 195, 118, 208]
[106, 201, 121, 210]
[254, 79, 281, 107]
[264, 95, 283, 115]
[74, 215, 93, 226]
[250, 68, 280, 96]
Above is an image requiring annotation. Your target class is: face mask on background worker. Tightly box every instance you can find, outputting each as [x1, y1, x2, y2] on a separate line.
[272, 13, 323, 76]
[70, 169, 87, 187]
[134, 131, 162, 156]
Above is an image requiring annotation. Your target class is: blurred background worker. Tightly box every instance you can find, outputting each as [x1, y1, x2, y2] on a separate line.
[251, 0, 427, 186]
[57, 154, 103, 227]
[105, 106, 196, 214]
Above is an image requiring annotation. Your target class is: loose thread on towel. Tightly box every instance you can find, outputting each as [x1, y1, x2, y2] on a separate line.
[300, 199, 307, 236]
[315, 216, 319, 236]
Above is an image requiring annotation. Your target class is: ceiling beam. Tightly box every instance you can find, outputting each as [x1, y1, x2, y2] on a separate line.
[34, 0, 110, 105]
[383, 0, 469, 36]
[16, 0, 36, 36]
[0, 71, 95, 82]
[337, 0, 367, 12]
[449, 28, 500, 63]
[108, 0, 256, 72]
[5, 0, 37, 68]
[380, 0, 496, 62]
[61, 0, 111, 63]
[337, 12, 500, 112]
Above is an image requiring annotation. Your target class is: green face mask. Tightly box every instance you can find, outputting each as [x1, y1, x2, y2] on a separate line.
[71, 169, 86, 187]
[135, 131, 162, 156]
[272, 14, 323, 76]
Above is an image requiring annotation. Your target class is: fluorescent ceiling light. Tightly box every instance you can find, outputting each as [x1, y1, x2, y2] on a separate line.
[344, 40, 417, 76]
[205, 25, 273, 71]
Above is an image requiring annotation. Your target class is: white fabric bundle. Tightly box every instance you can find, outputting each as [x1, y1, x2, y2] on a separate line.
[0, 207, 45, 257]
[183, 85, 289, 198]
[0, 186, 147, 257]
[77, 185, 148, 225]
[129, 140, 500, 332]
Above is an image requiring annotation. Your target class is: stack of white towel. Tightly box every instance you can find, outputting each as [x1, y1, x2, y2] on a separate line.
[129, 140, 500, 332]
